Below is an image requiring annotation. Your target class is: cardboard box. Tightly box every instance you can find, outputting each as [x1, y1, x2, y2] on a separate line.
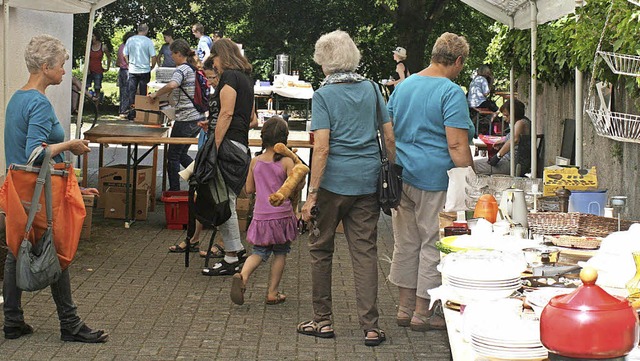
[80, 195, 95, 240]
[97, 165, 154, 208]
[81, 208, 93, 240]
[236, 198, 252, 218]
[133, 95, 173, 124]
[238, 216, 250, 232]
[82, 194, 96, 208]
[543, 166, 598, 196]
[103, 187, 150, 220]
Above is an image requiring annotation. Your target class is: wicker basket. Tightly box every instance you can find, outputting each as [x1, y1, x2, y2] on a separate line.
[528, 212, 580, 236]
[544, 235, 603, 250]
[528, 212, 636, 238]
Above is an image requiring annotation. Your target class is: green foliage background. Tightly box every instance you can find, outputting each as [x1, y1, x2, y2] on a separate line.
[485, 0, 640, 95]
[74, 0, 640, 93]
[73, 0, 496, 88]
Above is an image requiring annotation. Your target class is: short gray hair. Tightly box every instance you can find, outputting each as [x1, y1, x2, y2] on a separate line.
[24, 34, 69, 73]
[313, 30, 361, 74]
[431, 32, 469, 66]
[138, 23, 149, 33]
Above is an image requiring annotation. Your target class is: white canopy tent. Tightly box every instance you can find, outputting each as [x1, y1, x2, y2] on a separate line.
[1, 0, 116, 173]
[459, 0, 583, 177]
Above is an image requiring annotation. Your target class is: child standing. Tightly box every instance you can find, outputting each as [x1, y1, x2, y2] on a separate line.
[230, 116, 301, 305]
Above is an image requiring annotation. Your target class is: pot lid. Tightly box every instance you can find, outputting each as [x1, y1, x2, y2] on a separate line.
[548, 268, 631, 311]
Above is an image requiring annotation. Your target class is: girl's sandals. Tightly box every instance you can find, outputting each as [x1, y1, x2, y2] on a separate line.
[265, 292, 286, 305]
[296, 320, 335, 339]
[168, 240, 199, 253]
[397, 305, 413, 327]
[364, 329, 386, 347]
[230, 273, 246, 305]
[199, 243, 225, 258]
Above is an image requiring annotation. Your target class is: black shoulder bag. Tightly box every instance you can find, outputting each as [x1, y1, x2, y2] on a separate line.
[370, 81, 403, 216]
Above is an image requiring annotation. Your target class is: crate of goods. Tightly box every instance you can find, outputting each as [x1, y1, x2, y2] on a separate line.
[542, 166, 597, 196]
[528, 212, 635, 238]
[161, 191, 189, 230]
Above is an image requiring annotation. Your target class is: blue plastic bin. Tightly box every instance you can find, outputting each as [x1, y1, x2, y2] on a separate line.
[568, 189, 607, 216]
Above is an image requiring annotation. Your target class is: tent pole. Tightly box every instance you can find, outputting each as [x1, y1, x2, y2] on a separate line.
[530, 0, 538, 178]
[1, 3, 10, 175]
[510, 67, 515, 176]
[75, 6, 96, 141]
[574, 0, 584, 167]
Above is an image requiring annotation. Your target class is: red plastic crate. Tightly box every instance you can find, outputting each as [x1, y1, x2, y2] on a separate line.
[161, 191, 189, 230]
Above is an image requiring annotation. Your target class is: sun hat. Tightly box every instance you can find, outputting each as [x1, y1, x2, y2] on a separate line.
[393, 46, 407, 58]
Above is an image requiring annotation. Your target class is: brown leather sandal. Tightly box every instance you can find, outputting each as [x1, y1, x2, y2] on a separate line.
[397, 305, 413, 327]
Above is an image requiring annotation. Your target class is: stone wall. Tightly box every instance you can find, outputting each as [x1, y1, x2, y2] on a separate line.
[515, 76, 640, 220]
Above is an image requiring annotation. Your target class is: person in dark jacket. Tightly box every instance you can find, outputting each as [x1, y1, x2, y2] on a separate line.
[201, 38, 257, 276]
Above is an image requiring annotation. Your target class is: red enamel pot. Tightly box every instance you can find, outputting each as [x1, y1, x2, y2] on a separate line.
[540, 268, 639, 359]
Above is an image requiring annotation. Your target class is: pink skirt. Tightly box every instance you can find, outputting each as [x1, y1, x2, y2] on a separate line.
[246, 215, 298, 246]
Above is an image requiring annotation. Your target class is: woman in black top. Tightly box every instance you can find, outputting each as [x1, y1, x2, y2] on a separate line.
[386, 46, 410, 91]
[202, 38, 257, 276]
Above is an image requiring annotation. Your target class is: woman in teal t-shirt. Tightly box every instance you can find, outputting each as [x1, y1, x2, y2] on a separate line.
[2, 34, 107, 343]
[297, 30, 396, 347]
[386, 32, 475, 333]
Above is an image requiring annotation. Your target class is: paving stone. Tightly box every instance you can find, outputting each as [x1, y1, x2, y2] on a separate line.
[0, 209, 451, 360]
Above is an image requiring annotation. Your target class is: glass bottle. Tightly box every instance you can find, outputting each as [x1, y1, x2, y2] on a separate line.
[625, 252, 640, 302]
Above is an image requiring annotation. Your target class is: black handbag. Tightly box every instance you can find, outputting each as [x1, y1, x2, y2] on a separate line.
[371, 81, 403, 216]
[16, 148, 62, 291]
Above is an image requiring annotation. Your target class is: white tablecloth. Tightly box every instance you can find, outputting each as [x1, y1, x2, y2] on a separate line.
[149, 82, 314, 100]
[254, 85, 314, 100]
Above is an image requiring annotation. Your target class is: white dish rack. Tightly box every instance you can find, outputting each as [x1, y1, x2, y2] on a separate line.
[586, 0, 640, 144]
[586, 109, 640, 143]
[598, 51, 640, 77]
[155, 67, 175, 83]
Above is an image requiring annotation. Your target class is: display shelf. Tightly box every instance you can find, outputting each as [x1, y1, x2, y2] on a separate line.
[586, 108, 640, 144]
[598, 51, 640, 77]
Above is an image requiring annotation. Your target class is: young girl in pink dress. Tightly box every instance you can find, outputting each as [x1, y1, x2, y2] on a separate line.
[230, 116, 301, 305]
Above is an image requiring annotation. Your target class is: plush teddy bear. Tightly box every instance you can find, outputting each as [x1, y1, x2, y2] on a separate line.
[269, 143, 310, 208]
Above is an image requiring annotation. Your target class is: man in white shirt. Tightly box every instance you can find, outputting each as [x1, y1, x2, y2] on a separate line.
[123, 23, 157, 118]
[192, 23, 212, 63]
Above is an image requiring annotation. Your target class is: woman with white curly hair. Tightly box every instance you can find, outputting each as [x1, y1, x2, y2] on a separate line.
[297, 30, 396, 347]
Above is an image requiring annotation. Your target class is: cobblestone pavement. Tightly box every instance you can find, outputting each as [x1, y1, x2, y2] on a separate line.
[0, 208, 451, 360]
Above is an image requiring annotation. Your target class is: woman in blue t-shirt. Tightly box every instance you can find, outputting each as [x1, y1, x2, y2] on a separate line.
[297, 30, 396, 347]
[387, 32, 475, 333]
[2, 34, 107, 343]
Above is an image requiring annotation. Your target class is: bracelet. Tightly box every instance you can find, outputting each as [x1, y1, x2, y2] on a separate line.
[308, 186, 319, 194]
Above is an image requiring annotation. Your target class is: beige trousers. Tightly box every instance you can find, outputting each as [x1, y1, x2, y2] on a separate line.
[389, 183, 446, 299]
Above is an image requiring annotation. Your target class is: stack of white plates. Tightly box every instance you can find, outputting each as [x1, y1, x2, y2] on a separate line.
[447, 275, 521, 301]
[439, 250, 526, 302]
[470, 318, 548, 360]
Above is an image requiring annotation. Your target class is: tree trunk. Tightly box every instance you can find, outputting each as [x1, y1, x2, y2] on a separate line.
[396, 0, 449, 73]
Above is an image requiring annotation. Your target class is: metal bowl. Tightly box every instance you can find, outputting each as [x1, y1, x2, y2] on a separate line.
[522, 246, 560, 268]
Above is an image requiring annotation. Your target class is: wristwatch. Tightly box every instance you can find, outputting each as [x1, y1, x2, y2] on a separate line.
[308, 186, 319, 194]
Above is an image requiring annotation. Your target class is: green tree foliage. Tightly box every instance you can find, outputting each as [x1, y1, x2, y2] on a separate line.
[485, 0, 640, 92]
[74, 0, 495, 87]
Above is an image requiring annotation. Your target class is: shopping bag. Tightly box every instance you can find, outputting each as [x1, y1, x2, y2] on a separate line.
[0, 146, 86, 270]
[13, 148, 62, 291]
